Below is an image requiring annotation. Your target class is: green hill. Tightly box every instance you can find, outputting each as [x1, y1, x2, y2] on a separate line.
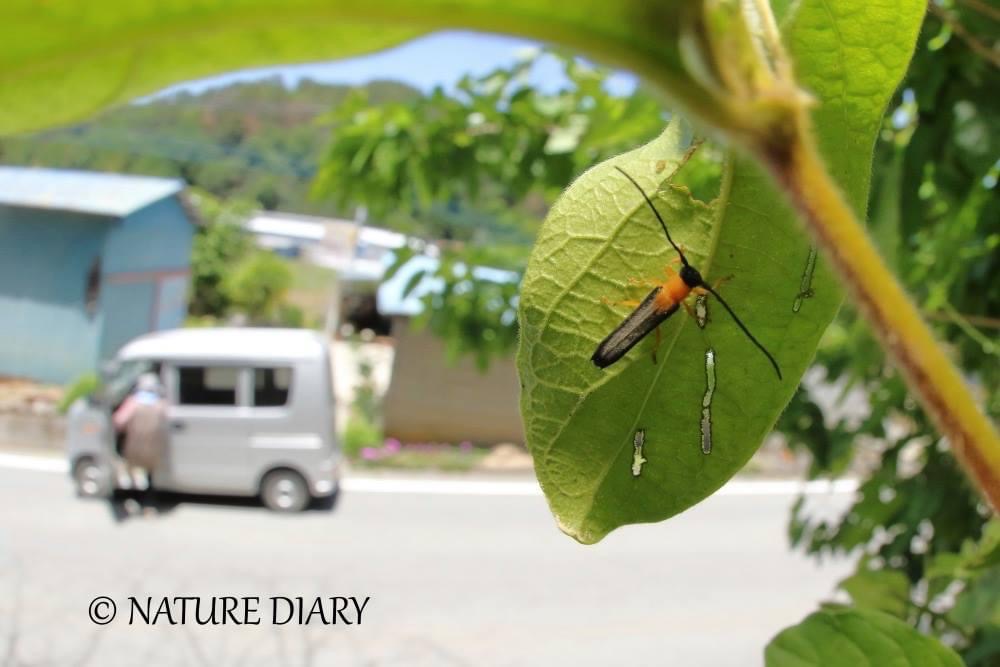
[0, 77, 420, 215]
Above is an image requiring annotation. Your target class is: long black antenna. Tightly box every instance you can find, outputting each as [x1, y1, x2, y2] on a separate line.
[615, 166, 690, 267]
[702, 284, 783, 380]
[615, 165, 782, 380]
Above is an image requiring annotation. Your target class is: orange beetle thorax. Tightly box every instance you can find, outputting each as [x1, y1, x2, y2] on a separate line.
[655, 274, 692, 311]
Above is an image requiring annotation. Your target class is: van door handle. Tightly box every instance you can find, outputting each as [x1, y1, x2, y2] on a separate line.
[170, 420, 186, 432]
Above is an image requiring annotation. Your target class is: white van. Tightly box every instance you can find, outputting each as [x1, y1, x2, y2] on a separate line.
[66, 328, 340, 512]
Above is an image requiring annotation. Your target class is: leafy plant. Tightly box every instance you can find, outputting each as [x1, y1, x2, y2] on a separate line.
[813, 522, 1000, 666]
[780, 8, 1000, 659]
[222, 251, 294, 324]
[386, 246, 522, 371]
[314, 50, 665, 224]
[342, 414, 383, 460]
[57, 373, 100, 414]
[314, 51, 680, 367]
[342, 351, 384, 459]
[517, 0, 923, 543]
[188, 188, 304, 326]
[187, 189, 254, 317]
[765, 605, 962, 666]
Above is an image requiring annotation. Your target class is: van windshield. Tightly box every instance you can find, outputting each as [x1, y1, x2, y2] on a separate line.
[100, 360, 154, 408]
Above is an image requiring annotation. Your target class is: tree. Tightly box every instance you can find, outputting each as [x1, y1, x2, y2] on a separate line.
[314, 51, 667, 223]
[187, 189, 254, 318]
[187, 188, 298, 326]
[0, 78, 422, 218]
[222, 251, 294, 324]
[314, 51, 701, 366]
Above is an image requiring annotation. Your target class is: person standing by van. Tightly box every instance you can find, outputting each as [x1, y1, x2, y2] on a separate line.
[112, 372, 168, 500]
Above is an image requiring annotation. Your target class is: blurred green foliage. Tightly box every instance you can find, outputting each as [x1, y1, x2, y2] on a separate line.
[342, 352, 383, 459]
[315, 51, 719, 367]
[765, 604, 963, 666]
[187, 189, 300, 327]
[385, 245, 522, 371]
[779, 7, 999, 663]
[314, 50, 667, 220]
[187, 189, 254, 318]
[57, 373, 100, 414]
[221, 251, 295, 324]
[342, 415, 383, 459]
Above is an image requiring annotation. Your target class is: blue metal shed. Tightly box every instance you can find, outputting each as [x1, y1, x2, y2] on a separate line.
[0, 167, 196, 384]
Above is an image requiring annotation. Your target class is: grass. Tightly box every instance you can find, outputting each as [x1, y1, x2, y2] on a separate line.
[286, 260, 338, 326]
[350, 444, 490, 472]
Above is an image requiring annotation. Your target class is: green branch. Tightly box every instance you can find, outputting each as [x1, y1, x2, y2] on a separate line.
[762, 108, 1000, 508]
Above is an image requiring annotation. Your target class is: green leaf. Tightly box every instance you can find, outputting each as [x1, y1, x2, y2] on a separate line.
[516, 120, 821, 544]
[949, 566, 1000, 629]
[838, 567, 913, 619]
[927, 520, 1000, 581]
[0, 4, 421, 135]
[401, 269, 428, 299]
[785, 0, 925, 211]
[0, 1, 704, 136]
[516, 0, 925, 543]
[765, 606, 963, 667]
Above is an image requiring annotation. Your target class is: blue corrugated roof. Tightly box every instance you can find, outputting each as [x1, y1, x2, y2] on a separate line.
[0, 166, 184, 217]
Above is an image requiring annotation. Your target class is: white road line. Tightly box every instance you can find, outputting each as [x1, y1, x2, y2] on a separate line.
[716, 479, 858, 495]
[342, 477, 857, 496]
[0, 452, 858, 497]
[342, 477, 542, 496]
[0, 453, 67, 473]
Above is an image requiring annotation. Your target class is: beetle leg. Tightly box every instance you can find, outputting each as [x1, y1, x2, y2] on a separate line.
[601, 295, 642, 309]
[650, 324, 662, 364]
[628, 276, 662, 288]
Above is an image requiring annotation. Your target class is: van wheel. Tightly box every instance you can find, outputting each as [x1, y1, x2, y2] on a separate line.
[261, 470, 310, 513]
[73, 457, 108, 498]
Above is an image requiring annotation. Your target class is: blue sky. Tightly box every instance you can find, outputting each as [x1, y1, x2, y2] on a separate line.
[149, 30, 637, 99]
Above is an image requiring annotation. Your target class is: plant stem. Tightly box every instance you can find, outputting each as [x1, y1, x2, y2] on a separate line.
[760, 112, 1000, 510]
[928, 3, 1000, 69]
[926, 310, 1000, 331]
[938, 303, 999, 356]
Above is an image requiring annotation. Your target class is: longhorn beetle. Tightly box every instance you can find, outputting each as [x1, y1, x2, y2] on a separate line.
[590, 167, 782, 380]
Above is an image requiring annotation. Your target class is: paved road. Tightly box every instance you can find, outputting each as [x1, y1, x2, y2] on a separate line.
[0, 463, 853, 666]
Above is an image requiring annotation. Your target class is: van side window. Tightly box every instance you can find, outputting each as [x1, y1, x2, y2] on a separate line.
[177, 366, 238, 406]
[253, 367, 292, 407]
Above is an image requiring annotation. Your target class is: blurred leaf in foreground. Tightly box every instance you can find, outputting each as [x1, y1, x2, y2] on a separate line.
[765, 606, 962, 667]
